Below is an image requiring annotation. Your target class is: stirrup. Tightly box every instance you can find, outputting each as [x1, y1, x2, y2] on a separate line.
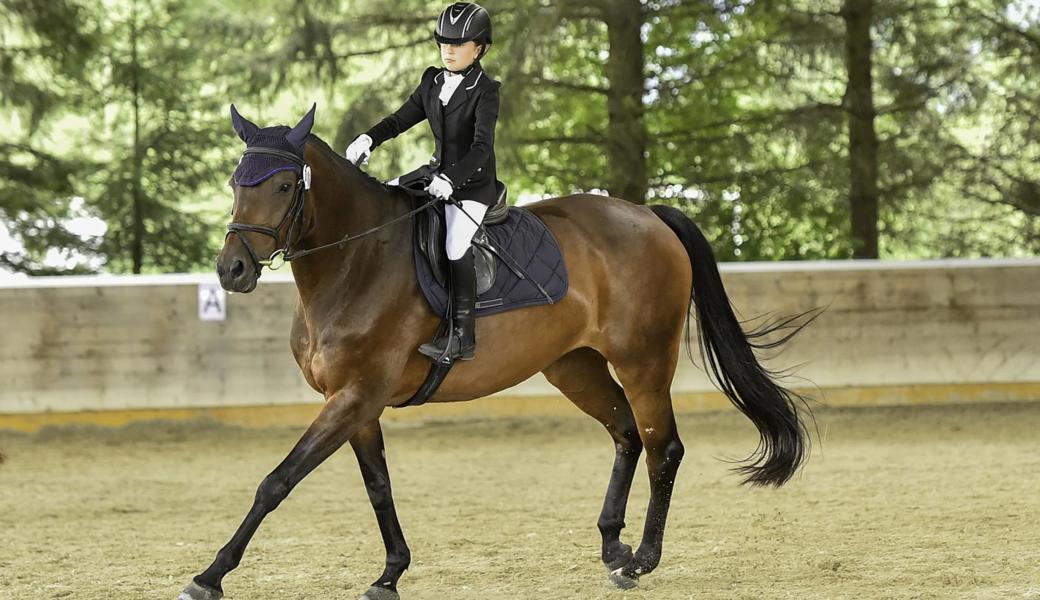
[418, 328, 475, 363]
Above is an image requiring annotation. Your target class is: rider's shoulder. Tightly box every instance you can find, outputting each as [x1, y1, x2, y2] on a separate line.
[475, 68, 501, 92]
[420, 66, 441, 81]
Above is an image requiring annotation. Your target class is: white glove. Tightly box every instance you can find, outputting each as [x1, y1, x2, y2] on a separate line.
[425, 173, 454, 200]
[345, 134, 373, 165]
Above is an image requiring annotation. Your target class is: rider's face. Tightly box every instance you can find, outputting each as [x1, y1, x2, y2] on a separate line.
[440, 41, 482, 71]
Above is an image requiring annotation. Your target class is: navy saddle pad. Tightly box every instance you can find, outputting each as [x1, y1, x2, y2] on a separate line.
[414, 206, 568, 317]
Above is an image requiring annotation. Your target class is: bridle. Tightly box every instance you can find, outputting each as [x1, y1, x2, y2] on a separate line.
[225, 147, 310, 272]
[225, 146, 439, 273]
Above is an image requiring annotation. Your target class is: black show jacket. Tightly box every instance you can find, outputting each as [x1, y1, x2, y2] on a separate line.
[365, 63, 501, 207]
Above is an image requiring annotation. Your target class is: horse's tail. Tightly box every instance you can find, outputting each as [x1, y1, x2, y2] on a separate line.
[649, 204, 816, 487]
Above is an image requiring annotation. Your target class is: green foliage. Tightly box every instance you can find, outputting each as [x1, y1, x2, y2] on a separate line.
[81, 0, 233, 273]
[0, 0, 100, 273]
[1, 0, 1038, 274]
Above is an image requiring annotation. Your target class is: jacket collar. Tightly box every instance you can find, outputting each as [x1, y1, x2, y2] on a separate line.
[444, 61, 479, 77]
[438, 62, 484, 117]
[434, 61, 482, 84]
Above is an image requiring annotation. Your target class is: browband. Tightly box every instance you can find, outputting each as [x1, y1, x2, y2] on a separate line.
[242, 147, 305, 166]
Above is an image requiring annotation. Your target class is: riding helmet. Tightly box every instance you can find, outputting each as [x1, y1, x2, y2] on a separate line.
[434, 2, 493, 48]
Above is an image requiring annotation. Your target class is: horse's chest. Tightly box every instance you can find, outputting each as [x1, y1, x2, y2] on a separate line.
[292, 328, 351, 395]
[290, 315, 324, 394]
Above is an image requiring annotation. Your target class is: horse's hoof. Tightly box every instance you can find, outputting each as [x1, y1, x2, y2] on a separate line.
[177, 581, 223, 600]
[609, 567, 639, 590]
[604, 543, 633, 571]
[359, 585, 400, 600]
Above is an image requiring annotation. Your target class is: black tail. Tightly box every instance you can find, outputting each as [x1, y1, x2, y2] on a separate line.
[650, 204, 815, 487]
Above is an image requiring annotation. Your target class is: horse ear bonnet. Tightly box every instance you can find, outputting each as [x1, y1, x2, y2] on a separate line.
[233, 126, 305, 187]
[231, 105, 313, 187]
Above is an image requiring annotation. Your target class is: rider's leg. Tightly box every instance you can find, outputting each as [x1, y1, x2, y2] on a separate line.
[418, 200, 488, 362]
[443, 200, 489, 261]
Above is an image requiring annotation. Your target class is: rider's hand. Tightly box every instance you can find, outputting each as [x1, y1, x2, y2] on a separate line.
[425, 173, 454, 201]
[345, 134, 373, 165]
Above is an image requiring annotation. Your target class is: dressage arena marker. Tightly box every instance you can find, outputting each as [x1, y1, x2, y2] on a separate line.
[198, 283, 227, 321]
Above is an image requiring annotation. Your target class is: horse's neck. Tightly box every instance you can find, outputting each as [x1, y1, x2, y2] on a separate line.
[289, 148, 411, 311]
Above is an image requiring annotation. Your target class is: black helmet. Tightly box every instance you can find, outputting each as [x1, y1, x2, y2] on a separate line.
[434, 3, 493, 47]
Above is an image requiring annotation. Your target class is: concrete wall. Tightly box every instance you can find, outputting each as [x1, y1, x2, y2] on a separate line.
[1, 259, 1038, 429]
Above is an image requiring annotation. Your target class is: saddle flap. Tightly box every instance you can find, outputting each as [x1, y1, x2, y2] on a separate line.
[415, 205, 497, 295]
[413, 206, 568, 318]
[484, 180, 509, 225]
[395, 167, 506, 298]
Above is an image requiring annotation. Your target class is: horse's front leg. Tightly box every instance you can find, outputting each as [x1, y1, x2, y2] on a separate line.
[352, 421, 411, 600]
[178, 389, 383, 600]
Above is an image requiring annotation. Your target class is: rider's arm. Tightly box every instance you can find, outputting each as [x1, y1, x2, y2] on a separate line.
[365, 66, 438, 147]
[442, 80, 500, 187]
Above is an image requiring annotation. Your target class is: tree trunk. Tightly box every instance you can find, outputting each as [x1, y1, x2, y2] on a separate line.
[843, 0, 879, 258]
[130, 0, 144, 273]
[602, 0, 648, 204]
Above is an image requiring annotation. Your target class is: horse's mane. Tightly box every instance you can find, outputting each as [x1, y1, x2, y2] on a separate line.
[305, 133, 409, 203]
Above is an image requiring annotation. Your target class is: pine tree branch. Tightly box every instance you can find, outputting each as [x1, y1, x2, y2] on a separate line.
[518, 135, 603, 145]
[652, 160, 824, 186]
[676, 102, 846, 134]
[973, 9, 1040, 53]
[962, 188, 1040, 217]
[327, 36, 431, 60]
[529, 75, 610, 94]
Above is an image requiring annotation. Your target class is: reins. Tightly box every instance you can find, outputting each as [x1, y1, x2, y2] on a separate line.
[283, 195, 440, 263]
[226, 147, 439, 271]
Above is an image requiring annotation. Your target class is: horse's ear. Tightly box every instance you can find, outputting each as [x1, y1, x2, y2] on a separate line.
[230, 104, 259, 143]
[286, 103, 316, 149]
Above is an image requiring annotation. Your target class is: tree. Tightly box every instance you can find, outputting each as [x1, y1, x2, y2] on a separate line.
[5, 0, 1038, 273]
[843, 0, 880, 258]
[78, 0, 242, 273]
[682, 0, 1040, 259]
[0, 0, 100, 274]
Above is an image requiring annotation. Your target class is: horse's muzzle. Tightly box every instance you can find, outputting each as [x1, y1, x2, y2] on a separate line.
[216, 254, 258, 293]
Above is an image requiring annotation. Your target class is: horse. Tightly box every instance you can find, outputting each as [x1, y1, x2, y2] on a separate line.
[178, 106, 813, 600]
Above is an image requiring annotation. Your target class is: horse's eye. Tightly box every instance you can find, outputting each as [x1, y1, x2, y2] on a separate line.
[279, 182, 292, 193]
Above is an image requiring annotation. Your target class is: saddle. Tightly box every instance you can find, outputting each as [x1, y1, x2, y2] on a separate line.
[415, 180, 509, 295]
[386, 171, 569, 409]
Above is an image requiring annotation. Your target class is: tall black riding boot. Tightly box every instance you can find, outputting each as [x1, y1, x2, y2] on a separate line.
[419, 247, 477, 362]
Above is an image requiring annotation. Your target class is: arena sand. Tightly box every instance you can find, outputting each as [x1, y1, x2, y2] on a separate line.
[1, 402, 1038, 600]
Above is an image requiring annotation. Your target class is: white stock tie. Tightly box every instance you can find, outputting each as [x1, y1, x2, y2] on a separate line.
[439, 71, 465, 106]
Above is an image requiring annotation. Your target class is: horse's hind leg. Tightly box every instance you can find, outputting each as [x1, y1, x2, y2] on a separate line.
[606, 355, 685, 589]
[351, 421, 410, 600]
[542, 347, 643, 571]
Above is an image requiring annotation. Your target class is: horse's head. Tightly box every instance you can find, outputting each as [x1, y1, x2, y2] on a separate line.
[217, 104, 316, 292]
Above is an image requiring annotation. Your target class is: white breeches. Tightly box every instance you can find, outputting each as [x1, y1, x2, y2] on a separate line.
[445, 200, 488, 260]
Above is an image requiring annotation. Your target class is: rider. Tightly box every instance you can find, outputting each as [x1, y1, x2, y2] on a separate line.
[345, 2, 499, 363]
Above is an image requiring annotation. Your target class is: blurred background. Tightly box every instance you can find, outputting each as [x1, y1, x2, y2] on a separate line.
[2, 0, 1040, 276]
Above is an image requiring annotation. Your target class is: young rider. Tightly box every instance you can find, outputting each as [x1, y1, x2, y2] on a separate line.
[345, 2, 500, 363]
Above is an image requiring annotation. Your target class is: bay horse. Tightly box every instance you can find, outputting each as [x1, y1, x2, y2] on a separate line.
[179, 107, 812, 600]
